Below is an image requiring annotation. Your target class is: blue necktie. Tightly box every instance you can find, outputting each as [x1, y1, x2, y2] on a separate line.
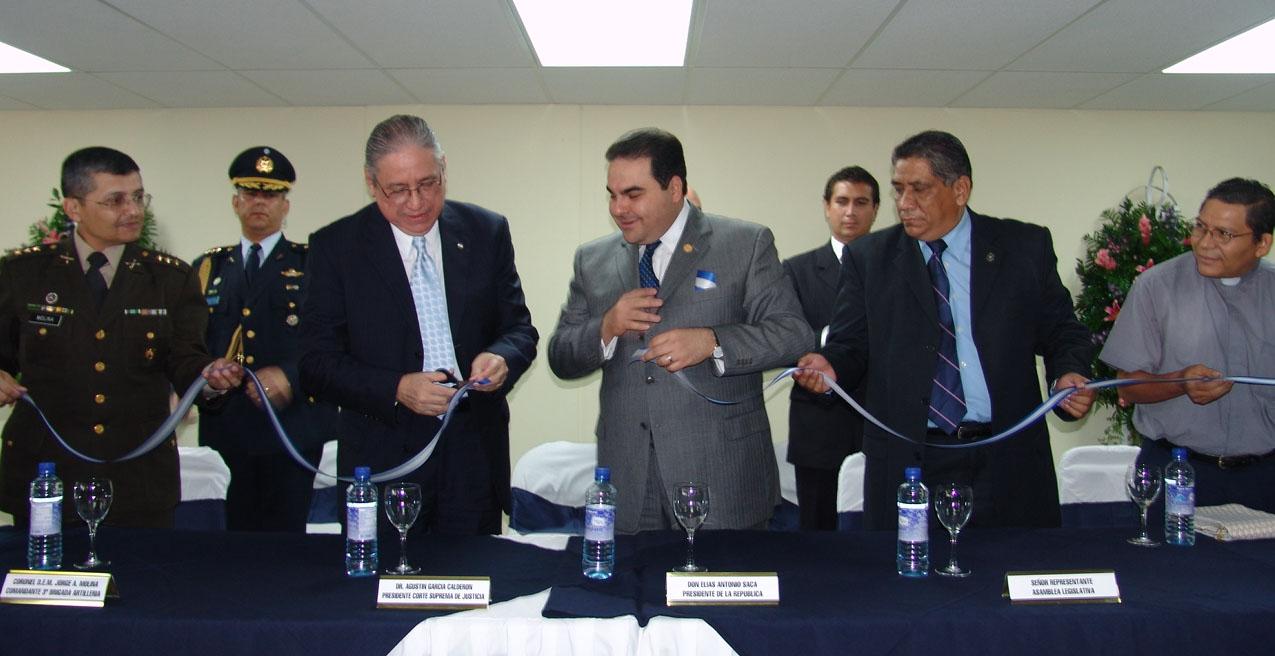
[639, 240, 661, 289]
[409, 236, 458, 374]
[245, 243, 261, 287]
[86, 251, 108, 309]
[926, 240, 966, 434]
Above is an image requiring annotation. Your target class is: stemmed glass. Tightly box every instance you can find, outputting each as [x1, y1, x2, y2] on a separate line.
[73, 478, 113, 570]
[933, 483, 974, 577]
[1126, 463, 1162, 547]
[673, 482, 710, 572]
[384, 482, 423, 574]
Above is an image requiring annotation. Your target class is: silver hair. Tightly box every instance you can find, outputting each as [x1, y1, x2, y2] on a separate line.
[363, 114, 446, 179]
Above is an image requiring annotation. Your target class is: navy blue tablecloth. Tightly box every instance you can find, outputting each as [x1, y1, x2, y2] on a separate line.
[544, 528, 1275, 656]
[0, 526, 570, 656]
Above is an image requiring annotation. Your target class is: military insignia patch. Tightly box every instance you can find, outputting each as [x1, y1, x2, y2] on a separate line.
[44, 292, 58, 304]
[256, 155, 274, 174]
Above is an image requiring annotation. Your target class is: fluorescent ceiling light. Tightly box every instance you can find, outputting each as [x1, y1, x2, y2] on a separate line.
[1164, 17, 1275, 73]
[0, 41, 69, 74]
[512, 0, 692, 67]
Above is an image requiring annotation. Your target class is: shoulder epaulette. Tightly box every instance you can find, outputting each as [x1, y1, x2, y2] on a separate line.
[138, 249, 192, 272]
[203, 245, 236, 256]
[4, 243, 61, 259]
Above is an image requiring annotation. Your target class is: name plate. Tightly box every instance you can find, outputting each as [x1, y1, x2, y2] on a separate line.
[1, 570, 117, 608]
[376, 575, 490, 610]
[1004, 570, 1121, 604]
[666, 572, 779, 606]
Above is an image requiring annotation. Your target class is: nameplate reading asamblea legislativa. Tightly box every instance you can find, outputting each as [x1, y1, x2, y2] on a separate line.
[666, 572, 780, 606]
[376, 575, 490, 610]
[1004, 570, 1121, 604]
[1, 570, 117, 608]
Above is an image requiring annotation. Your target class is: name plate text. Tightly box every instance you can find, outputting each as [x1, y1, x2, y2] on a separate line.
[1004, 570, 1121, 604]
[667, 572, 779, 606]
[377, 576, 490, 610]
[1, 570, 116, 608]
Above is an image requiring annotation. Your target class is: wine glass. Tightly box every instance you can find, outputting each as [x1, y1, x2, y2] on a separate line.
[383, 482, 423, 574]
[672, 482, 710, 572]
[1126, 462, 1162, 547]
[933, 483, 973, 577]
[73, 478, 113, 570]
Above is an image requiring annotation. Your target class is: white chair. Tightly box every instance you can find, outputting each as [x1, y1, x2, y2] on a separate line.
[835, 452, 865, 531]
[176, 446, 230, 530]
[307, 439, 341, 534]
[1057, 444, 1140, 527]
[509, 441, 597, 534]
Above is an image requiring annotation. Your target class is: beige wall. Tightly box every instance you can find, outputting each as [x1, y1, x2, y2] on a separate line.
[2, 105, 1273, 475]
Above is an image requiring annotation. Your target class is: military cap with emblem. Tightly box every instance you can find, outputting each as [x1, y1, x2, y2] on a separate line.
[228, 146, 295, 191]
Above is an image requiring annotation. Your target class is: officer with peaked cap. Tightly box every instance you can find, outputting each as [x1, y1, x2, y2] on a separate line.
[193, 146, 337, 532]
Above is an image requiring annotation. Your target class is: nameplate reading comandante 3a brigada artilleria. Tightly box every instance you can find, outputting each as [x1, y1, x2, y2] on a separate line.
[1, 570, 117, 608]
[1004, 570, 1121, 605]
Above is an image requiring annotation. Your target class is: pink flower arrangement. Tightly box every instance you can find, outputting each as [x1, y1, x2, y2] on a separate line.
[1138, 215, 1152, 246]
[41, 229, 64, 245]
[1135, 258, 1155, 273]
[1095, 248, 1118, 271]
[1103, 298, 1121, 322]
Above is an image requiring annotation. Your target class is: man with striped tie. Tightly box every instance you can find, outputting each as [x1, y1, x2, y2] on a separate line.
[796, 130, 1095, 530]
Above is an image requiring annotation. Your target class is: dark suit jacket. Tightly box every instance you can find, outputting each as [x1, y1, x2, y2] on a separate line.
[0, 239, 213, 525]
[783, 243, 862, 470]
[194, 236, 337, 456]
[299, 201, 537, 514]
[820, 211, 1092, 529]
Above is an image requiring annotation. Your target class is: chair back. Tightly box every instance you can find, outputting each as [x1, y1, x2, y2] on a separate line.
[836, 452, 865, 531]
[509, 441, 597, 534]
[1057, 444, 1140, 527]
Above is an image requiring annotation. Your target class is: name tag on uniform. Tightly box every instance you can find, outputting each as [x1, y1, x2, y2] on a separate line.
[29, 313, 63, 327]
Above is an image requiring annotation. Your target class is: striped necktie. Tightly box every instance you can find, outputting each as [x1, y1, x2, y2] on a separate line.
[925, 239, 966, 434]
[639, 240, 661, 289]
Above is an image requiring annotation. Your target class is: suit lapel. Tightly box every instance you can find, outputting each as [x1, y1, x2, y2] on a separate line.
[244, 239, 283, 305]
[438, 207, 470, 344]
[615, 238, 639, 291]
[892, 229, 938, 324]
[104, 243, 147, 327]
[359, 208, 418, 331]
[968, 211, 1004, 321]
[659, 207, 710, 304]
[814, 242, 840, 296]
[58, 239, 97, 321]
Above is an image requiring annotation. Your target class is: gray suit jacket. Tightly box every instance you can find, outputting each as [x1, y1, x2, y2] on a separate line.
[549, 207, 813, 532]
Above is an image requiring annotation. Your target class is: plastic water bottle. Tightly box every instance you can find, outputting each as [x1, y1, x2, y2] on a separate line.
[582, 466, 617, 580]
[1164, 448, 1196, 547]
[896, 467, 929, 577]
[27, 461, 63, 570]
[345, 466, 378, 576]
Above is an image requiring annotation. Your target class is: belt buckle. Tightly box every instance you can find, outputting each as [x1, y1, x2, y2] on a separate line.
[1217, 455, 1255, 470]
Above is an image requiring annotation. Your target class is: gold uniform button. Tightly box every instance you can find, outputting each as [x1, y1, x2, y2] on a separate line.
[244, 355, 255, 365]
[93, 424, 105, 435]
[242, 308, 252, 317]
[288, 302, 297, 309]
[38, 327, 48, 336]
[94, 394, 106, 404]
[94, 361, 106, 372]
[146, 331, 156, 340]
[144, 348, 156, 360]
[95, 329, 106, 340]
[245, 330, 256, 339]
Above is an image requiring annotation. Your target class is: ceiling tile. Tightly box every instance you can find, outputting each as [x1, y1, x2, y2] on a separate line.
[854, 0, 1099, 70]
[241, 69, 415, 106]
[0, 72, 158, 109]
[387, 68, 548, 104]
[109, 0, 372, 69]
[306, 0, 535, 67]
[686, 68, 839, 105]
[0, 0, 220, 72]
[1081, 74, 1272, 110]
[953, 71, 1138, 109]
[692, 0, 896, 67]
[541, 69, 687, 105]
[1202, 81, 1275, 111]
[0, 95, 37, 110]
[97, 71, 285, 108]
[820, 69, 990, 107]
[1009, 0, 1275, 73]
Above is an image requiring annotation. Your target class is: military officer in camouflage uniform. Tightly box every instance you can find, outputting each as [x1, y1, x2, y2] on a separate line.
[193, 146, 336, 532]
[0, 146, 243, 529]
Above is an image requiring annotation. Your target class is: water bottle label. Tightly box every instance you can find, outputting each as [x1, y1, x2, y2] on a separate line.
[1166, 482, 1195, 516]
[897, 501, 928, 543]
[347, 502, 377, 541]
[584, 503, 615, 542]
[29, 497, 60, 537]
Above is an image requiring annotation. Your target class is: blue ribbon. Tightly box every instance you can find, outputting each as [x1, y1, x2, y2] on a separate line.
[21, 369, 482, 484]
[628, 349, 1275, 449]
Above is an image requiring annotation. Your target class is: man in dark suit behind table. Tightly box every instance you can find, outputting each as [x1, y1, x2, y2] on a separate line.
[299, 115, 538, 536]
[783, 165, 879, 530]
[194, 146, 338, 532]
[796, 131, 1096, 530]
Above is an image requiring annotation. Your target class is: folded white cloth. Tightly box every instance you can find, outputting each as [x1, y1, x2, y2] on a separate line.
[1195, 504, 1275, 541]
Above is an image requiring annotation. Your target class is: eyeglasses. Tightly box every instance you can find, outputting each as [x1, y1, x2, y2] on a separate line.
[374, 176, 443, 205]
[1192, 219, 1252, 245]
[79, 192, 152, 212]
[236, 188, 287, 202]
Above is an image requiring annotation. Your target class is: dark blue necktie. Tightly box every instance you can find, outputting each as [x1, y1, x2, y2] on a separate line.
[86, 251, 108, 309]
[245, 243, 262, 287]
[926, 240, 966, 434]
[638, 240, 661, 289]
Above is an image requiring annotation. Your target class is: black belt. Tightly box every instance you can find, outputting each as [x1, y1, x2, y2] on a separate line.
[1153, 438, 1274, 470]
[927, 422, 993, 443]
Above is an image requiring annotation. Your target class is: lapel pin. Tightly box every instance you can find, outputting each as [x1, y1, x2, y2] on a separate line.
[456, 242, 465, 250]
[213, 276, 222, 285]
[682, 243, 693, 253]
[986, 252, 996, 263]
[125, 259, 141, 271]
[44, 292, 58, 304]
[58, 254, 74, 264]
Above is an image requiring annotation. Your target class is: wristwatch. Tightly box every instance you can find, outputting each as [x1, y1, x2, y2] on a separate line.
[710, 330, 724, 359]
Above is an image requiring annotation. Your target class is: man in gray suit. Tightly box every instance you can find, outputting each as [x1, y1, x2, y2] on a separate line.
[549, 128, 813, 534]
